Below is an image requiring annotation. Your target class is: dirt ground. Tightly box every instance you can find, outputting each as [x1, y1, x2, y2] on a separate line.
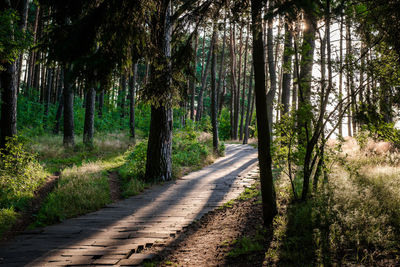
[144, 192, 271, 267]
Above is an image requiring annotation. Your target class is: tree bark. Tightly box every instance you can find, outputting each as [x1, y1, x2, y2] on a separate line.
[243, 65, 254, 144]
[266, 0, 277, 135]
[195, 38, 212, 122]
[229, 24, 238, 139]
[338, 13, 344, 136]
[239, 23, 250, 141]
[83, 86, 95, 146]
[53, 69, 64, 135]
[281, 22, 292, 117]
[44, 68, 53, 128]
[63, 65, 75, 147]
[190, 32, 198, 121]
[251, 0, 277, 226]
[211, 22, 219, 152]
[129, 63, 138, 139]
[145, 0, 173, 182]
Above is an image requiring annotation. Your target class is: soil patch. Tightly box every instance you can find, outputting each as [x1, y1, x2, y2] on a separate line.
[144, 191, 271, 266]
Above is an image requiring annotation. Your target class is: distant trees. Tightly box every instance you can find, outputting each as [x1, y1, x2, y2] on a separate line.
[1, 0, 400, 226]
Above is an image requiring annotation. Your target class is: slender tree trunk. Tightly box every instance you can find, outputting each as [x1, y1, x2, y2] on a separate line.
[281, 22, 292, 117]
[239, 24, 250, 140]
[346, 19, 352, 137]
[196, 38, 212, 122]
[299, 10, 317, 200]
[63, 65, 75, 147]
[346, 19, 357, 136]
[145, 0, 173, 182]
[251, 0, 277, 225]
[243, 65, 254, 144]
[16, 0, 29, 93]
[53, 69, 64, 134]
[266, 0, 277, 134]
[83, 86, 95, 146]
[190, 32, 198, 121]
[234, 25, 243, 140]
[217, 16, 227, 115]
[119, 75, 127, 119]
[338, 13, 344, 136]
[129, 63, 138, 140]
[44, 68, 53, 128]
[211, 22, 219, 152]
[229, 24, 238, 139]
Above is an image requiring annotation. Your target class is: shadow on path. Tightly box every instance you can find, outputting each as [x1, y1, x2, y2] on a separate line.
[0, 144, 258, 266]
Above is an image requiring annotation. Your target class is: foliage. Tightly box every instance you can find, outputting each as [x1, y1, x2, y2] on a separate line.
[0, 9, 30, 69]
[0, 136, 47, 210]
[218, 108, 231, 140]
[0, 208, 18, 237]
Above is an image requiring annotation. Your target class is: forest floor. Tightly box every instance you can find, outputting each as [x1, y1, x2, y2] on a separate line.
[0, 144, 258, 266]
[144, 137, 400, 267]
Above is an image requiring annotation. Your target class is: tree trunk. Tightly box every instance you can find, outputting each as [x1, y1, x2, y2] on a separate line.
[281, 22, 292, 117]
[266, 0, 277, 135]
[217, 16, 227, 116]
[44, 68, 53, 128]
[53, 68, 64, 134]
[243, 65, 254, 144]
[119, 75, 127, 119]
[338, 13, 344, 136]
[211, 22, 219, 152]
[299, 10, 317, 200]
[239, 24, 250, 141]
[0, 62, 18, 148]
[229, 24, 238, 139]
[190, 32, 198, 121]
[235, 25, 243, 140]
[145, 0, 173, 182]
[251, 0, 277, 226]
[98, 89, 104, 118]
[195, 38, 212, 122]
[129, 63, 138, 139]
[83, 86, 95, 146]
[16, 0, 29, 93]
[63, 65, 75, 147]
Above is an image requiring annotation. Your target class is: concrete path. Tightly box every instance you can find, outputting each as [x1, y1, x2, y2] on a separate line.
[0, 144, 259, 266]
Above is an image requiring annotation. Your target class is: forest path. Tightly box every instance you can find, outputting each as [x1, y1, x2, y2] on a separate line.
[0, 144, 259, 266]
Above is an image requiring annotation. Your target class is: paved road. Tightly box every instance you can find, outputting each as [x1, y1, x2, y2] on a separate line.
[0, 144, 259, 266]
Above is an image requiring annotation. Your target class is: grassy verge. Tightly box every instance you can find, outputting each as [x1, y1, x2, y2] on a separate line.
[265, 143, 400, 266]
[1, 130, 223, 236]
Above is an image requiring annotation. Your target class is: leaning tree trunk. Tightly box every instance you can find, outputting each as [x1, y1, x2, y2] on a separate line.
[63, 65, 75, 147]
[145, 0, 173, 182]
[83, 86, 96, 146]
[251, 0, 277, 226]
[210, 21, 219, 152]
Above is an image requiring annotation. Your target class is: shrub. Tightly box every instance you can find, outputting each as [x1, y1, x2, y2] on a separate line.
[0, 136, 46, 210]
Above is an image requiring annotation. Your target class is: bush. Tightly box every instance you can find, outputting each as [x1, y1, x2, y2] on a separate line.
[0, 208, 18, 236]
[0, 136, 46, 210]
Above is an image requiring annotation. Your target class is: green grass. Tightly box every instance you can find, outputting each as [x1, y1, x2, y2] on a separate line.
[265, 145, 400, 266]
[0, 208, 19, 237]
[227, 229, 267, 258]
